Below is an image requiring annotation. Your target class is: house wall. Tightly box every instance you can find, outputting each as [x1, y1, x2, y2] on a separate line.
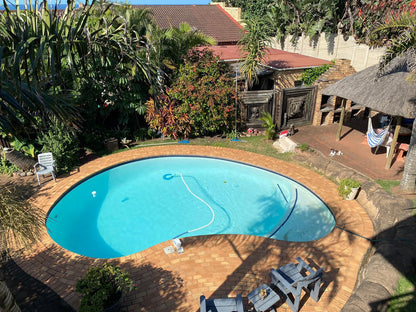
[312, 59, 356, 126]
[211, 2, 242, 24]
[273, 69, 304, 90]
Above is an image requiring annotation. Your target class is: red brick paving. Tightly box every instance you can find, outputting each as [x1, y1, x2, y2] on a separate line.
[16, 146, 373, 311]
[291, 120, 405, 181]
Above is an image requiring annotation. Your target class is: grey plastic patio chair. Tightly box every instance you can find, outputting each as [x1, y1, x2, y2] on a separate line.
[34, 152, 56, 186]
[270, 257, 324, 312]
[200, 294, 244, 312]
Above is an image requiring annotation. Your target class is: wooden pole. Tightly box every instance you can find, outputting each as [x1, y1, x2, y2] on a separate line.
[386, 116, 402, 169]
[336, 98, 346, 141]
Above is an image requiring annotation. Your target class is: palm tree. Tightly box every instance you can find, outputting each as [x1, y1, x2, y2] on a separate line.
[373, 12, 416, 192]
[145, 22, 215, 96]
[238, 18, 271, 89]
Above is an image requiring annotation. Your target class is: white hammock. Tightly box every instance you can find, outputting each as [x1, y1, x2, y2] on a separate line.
[366, 117, 391, 148]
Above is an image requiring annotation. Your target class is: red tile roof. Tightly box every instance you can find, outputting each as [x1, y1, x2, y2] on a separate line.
[133, 5, 243, 45]
[200, 45, 331, 69]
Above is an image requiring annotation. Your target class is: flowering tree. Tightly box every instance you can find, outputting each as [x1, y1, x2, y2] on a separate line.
[146, 49, 236, 138]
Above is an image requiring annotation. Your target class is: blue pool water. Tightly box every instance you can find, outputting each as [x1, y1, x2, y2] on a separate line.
[46, 156, 335, 259]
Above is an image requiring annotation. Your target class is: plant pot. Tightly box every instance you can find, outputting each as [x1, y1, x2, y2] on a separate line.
[103, 292, 122, 312]
[346, 187, 360, 200]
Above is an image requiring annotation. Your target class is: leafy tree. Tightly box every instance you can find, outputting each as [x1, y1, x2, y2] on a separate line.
[212, 0, 276, 20]
[339, 0, 416, 44]
[146, 49, 236, 138]
[145, 22, 215, 97]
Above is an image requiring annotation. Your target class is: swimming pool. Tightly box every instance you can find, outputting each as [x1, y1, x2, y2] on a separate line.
[46, 156, 335, 259]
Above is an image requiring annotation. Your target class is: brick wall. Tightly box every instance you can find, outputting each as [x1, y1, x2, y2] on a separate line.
[312, 59, 356, 126]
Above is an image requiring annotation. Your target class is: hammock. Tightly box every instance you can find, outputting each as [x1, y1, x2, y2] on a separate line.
[366, 117, 391, 148]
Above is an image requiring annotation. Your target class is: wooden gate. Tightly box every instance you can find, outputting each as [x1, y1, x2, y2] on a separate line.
[241, 90, 276, 128]
[279, 86, 317, 129]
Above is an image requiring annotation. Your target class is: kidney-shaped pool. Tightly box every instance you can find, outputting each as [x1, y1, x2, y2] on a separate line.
[46, 156, 335, 259]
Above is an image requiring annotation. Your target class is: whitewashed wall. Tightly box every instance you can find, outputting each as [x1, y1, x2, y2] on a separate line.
[272, 33, 386, 71]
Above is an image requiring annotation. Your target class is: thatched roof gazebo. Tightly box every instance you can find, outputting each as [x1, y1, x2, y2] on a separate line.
[323, 57, 416, 118]
[322, 56, 416, 171]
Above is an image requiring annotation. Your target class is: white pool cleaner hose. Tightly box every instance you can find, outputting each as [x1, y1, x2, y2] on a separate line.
[173, 173, 215, 238]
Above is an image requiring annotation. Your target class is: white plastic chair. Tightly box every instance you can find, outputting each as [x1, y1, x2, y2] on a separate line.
[34, 152, 56, 186]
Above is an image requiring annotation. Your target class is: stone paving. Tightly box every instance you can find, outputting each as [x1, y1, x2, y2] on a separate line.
[15, 145, 373, 311]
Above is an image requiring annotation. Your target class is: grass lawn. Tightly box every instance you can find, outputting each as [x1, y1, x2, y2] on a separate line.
[132, 135, 294, 162]
[376, 179, 401, 194]
[388, 272, 416, 312]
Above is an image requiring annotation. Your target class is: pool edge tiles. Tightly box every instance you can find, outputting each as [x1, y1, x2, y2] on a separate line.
[45, 155, 335, 259]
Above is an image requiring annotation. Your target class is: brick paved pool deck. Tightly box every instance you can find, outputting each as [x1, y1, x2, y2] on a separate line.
[17, 145, 373, 311]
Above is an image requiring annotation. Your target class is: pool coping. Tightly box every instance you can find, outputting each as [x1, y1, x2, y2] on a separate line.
[17, 145, 374, 311]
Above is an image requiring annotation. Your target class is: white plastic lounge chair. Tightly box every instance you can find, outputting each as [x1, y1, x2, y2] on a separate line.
[200, 294, 244, 312]
[270, 257, 324, 312]
[34, 152, 56, 186]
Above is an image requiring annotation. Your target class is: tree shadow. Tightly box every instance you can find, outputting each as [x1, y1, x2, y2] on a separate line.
[0, 253, 74, 312]
[9, 246, 188, 312]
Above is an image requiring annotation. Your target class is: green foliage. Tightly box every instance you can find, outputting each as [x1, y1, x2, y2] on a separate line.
[146, 49, 236, 138]
[372, 12, 416, 77]
[260, 112, 276, 140]
[298, 143, 313, 152]
[0, 156, 19, 177]
[0, 185, 44, 252]
[37, 120, 79, 175]
[225, 0, 416, 46]
[10, 138, 37, 158]
[238, 18, 272, 88]
[76, 263, 136, 312]
[301, 63, 332, 86]
[213, 0, 276, 20]
[338, 178, 360, 199]
[375, 179, 401, 194]
[387, 270, 416, 312]
[349, 1, 416, 45]
[0, 0, 89, 137]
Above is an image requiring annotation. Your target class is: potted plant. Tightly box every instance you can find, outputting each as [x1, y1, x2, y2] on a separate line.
[338, 178, 361, 200]
[76, 263, 136, 312]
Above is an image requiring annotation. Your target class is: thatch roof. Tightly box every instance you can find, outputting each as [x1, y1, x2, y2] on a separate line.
[322, 57, 416, 118]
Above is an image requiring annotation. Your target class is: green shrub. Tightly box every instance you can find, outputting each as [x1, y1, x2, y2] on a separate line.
[338, 178, 360, 199]
[298, 143, 314, 152]
[260, 112, 276, 140]
[146, 49, 236, 138]
[37, 121, 79, 175]
[76, 263, 136, 312]
[0, 155, 19, 176]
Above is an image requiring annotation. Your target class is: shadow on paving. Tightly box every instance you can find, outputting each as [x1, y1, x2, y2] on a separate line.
[188, 206, 416, 312]
[0, 255, 74, 312]
[11, 246, 187, 312]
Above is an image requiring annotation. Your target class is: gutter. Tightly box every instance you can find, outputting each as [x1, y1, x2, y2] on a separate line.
[220, 59, 322, 72]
